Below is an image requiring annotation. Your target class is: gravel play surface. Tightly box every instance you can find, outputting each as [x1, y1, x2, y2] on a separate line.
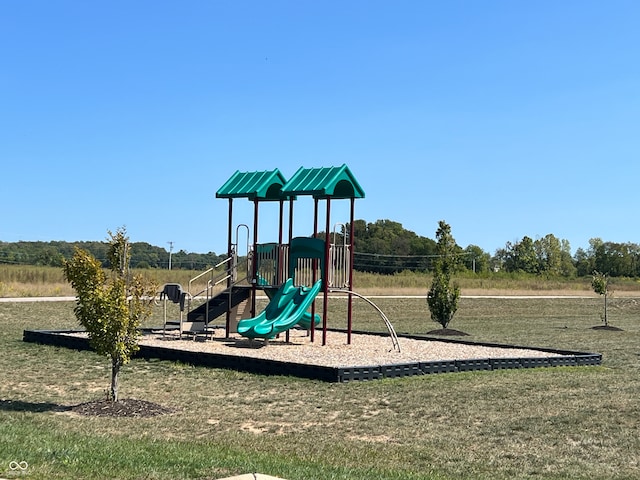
[138, 328, 562, 368]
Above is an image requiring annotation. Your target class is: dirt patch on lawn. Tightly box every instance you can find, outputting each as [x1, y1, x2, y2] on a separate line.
[426, 328, 470, 336]
[71, 398, 173, 417]
[591, 325, 624, 332]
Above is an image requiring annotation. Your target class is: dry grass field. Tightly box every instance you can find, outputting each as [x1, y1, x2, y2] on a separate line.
[3, 264, 640, 298]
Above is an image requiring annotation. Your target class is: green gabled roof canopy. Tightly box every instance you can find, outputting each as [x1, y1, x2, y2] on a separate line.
[281, 164, 365, 199]
[216, 169, 291, 201]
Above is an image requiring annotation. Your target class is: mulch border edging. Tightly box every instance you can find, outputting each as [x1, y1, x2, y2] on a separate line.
[22, 329, 602, 383]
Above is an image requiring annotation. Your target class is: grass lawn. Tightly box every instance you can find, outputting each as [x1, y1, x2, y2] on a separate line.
[1, 296, 639, 479]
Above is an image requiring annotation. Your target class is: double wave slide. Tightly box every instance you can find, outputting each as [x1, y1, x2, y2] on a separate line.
[237, 278, 322, 340]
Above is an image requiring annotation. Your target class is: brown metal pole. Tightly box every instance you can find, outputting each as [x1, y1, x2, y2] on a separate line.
[225, 198, 233, 338]
[288, 197, 294, 244]
[323, 197, 331, 346]
[278, 200, 284, 244]
[310, 198, 319, 343]
[347, 197, 355, 344]
[279, 199, 289, 342]
[288, 197, 295, 342]
[251, 198, 259, 317]
[278, 199, 284, 285]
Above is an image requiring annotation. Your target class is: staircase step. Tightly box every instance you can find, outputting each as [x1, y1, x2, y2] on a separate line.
[187, 286, 252, 322]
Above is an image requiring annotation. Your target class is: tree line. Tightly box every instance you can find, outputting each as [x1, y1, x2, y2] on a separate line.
[2, 219, 638, 278]
[350, 220, 639, 278]
[0, 240, 224, 270]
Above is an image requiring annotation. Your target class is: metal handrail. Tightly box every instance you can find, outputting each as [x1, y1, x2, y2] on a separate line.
[187, 257, 232, 319]
[187, 256, 234, 296]
[333, 222, 348, 247]
[185, 249, 251, 319]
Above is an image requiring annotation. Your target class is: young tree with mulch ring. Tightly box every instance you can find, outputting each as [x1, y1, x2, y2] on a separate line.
[591, 270, 620, 330]
[427, 221, 462, 332]
[63, 227, 157, 402]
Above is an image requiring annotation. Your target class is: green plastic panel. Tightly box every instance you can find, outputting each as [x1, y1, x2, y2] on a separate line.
[288, 236, 326, 279]
[216, 169, 290, 201]
[281, 164, 365, 199]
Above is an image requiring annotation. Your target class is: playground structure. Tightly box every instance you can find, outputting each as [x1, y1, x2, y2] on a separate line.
[160, 164, 398, 347]
[23, 162, 603, 382]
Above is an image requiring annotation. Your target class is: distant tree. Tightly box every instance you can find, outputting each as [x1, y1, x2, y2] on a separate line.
[591, 271, 611, 327]
[558, 239, 577, 277]
[427, 221, 461, 329]
[498, 234, 576, 277]
[350, 219, 438, 273]
[463, 245, 490, 273]
[574, 247, 593, 277]
[593, 241, 640, 277]
[512, 236, 539, 273]
[534, 234, 563, 275]
[62, 227, 157, 402]
[34, 246, 64, 267]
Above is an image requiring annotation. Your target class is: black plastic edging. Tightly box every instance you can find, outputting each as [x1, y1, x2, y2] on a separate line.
[23, 329, 602, 383]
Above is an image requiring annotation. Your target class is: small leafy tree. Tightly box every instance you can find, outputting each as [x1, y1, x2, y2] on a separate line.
[62, 227, 157, 402]
[591, 270, 611, 327]
[427, 221, 461, 329]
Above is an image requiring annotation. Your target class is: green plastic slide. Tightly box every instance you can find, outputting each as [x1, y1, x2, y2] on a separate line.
[262, 283, 320, 330]
[237, 278, 323, 340]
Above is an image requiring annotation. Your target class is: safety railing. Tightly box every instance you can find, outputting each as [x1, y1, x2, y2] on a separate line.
[329, 244, 351, 289]
[248, 243, 290, 287]
[291, 256, 322, 288]
[186, 252, 248, 327]
[248, 241, 352, 289]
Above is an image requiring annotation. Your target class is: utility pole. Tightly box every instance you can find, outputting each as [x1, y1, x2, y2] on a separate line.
[167, 241, 174, 270]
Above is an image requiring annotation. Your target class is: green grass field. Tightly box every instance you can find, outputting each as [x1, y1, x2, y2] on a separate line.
[1, 296, 639, 479]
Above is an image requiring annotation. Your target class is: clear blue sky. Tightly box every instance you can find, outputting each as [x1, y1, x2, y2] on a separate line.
[2, 1, 638, 256]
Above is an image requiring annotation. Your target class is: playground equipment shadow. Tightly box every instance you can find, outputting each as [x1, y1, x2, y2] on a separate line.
[23, 327, 601, 382]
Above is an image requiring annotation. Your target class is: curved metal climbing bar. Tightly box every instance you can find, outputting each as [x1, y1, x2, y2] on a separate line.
[329, 289, 401, 352]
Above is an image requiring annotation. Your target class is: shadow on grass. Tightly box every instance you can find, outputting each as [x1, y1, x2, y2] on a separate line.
[0, 399, 71, 413]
